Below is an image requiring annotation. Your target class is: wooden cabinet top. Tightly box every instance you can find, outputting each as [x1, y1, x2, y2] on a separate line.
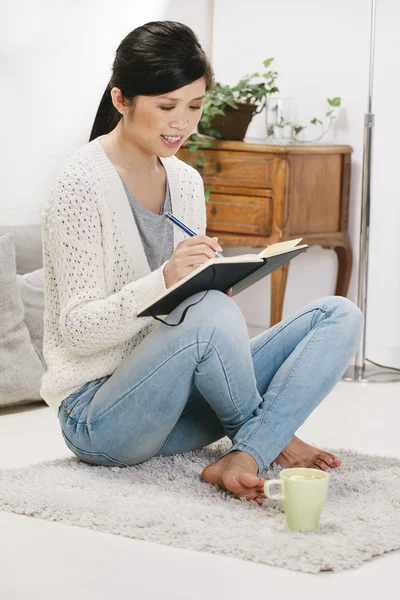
[182, 138, 353, 155]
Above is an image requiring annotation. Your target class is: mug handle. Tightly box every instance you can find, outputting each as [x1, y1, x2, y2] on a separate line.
[264, 479, 284, 500]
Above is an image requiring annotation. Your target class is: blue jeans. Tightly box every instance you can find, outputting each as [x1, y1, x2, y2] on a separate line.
[58, 292, 363, 474]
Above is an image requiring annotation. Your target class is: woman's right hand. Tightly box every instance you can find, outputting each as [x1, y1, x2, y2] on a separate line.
[163, 235, 223, 289]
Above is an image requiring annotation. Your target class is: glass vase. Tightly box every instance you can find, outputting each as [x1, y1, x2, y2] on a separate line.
[265, 98, 297, 144]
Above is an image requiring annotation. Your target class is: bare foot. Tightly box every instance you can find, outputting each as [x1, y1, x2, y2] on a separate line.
[202, 451, 266, 506]
[275, 436, 342, 471]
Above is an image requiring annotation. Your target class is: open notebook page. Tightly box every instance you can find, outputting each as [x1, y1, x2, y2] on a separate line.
[258, 238, 303, 258]
[143, 238, 305, 303]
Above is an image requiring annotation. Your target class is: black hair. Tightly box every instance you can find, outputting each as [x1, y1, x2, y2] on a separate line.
[89, 21, 214, 142]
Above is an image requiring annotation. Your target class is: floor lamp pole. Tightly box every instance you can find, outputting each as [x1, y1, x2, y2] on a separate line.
[342, 0, 400, 383]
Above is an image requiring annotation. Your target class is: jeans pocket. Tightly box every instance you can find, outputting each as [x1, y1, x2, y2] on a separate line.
[60, 377, 109, 420]
[61, 432, 128, 467]
[61, 382, 91, 413]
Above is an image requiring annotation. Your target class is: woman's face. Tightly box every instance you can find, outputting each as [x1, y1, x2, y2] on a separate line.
[114, 77, 206, 157]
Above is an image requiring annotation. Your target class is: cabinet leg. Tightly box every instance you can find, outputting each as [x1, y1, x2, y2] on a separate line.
[271, 263, 289, 326]
[334, 239, 353, 297]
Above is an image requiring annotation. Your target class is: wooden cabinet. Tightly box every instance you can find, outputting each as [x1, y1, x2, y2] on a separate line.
[177, 139, 353, 326]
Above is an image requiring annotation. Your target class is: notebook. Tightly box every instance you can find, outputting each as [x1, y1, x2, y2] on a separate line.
[137, 238, 308, 317]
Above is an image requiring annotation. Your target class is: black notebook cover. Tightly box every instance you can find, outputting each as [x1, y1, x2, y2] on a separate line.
[137, 246, 307, 317]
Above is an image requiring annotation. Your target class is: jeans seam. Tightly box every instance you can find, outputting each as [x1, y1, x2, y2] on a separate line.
[154, 433, 172, 457]
[61, 431, 128, 466]
[181, 397, 204, 418]
[87, 339, 237, 425]
[207, 342, 242, 415]
[82, 342, 202, 425]
[239, 322, 322, 450]
[250, 306, 328, 359]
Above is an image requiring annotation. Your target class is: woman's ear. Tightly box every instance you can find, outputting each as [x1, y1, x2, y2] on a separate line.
[110, 87, 127, 116]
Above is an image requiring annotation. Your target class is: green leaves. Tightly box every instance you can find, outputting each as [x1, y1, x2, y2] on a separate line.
[186, 143, 201, 152]
[186, 58, 341, 147]
[232, 60, 279, 106]
[195, 157, 205, 168]
[292, 97, 342, 142]
[186, 134, 215, 153]
[208, 128, 222, 138]
[309, 98, 341, 128]
[196, 57, 280, 138]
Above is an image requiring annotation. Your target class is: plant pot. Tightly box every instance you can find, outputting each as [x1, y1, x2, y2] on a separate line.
[198, 102, 258, 141]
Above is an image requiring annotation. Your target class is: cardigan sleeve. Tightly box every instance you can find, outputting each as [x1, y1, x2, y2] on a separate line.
[44, 174, 167, 356]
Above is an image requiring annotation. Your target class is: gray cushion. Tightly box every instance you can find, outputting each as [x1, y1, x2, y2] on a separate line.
[16, 269, 45, 368]
[0, 225, 42, 274]
[0, 233, 45, 407]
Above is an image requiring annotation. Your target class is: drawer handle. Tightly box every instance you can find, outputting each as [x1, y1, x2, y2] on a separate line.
[216, 161, 222, 173]
[210, 205, 217, 216]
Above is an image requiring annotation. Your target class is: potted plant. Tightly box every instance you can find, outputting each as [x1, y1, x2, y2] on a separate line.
[183, 59, 341, 199]
[187, 58, 279, 152]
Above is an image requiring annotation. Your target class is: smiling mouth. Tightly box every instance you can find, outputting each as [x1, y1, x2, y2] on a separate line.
[161, 135, 183, 141]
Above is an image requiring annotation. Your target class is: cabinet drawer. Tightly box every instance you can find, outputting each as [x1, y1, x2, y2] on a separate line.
[178, 149, 275, 188]
[206, 191, 272, 236]
[201, 156, 270, 181]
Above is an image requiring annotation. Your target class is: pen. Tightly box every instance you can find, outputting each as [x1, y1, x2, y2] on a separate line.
[165, 212, 224, 258]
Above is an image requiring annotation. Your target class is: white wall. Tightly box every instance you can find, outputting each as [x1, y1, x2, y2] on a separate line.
[0, 0, 168, 222]
[1, 0, 399, 365]
[0, 0, 212, 224]
[0, 0, 211, 224]
[163, 0, 213, 52]
[212, 0, 400, 366]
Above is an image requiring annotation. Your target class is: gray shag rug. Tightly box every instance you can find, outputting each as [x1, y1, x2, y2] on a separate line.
[1, 438, 399, 573]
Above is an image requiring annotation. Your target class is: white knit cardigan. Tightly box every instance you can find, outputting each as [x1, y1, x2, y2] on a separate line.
[40, 136, 206, 415]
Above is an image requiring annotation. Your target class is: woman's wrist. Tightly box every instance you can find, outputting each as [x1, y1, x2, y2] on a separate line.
[163, 262, 171, 289]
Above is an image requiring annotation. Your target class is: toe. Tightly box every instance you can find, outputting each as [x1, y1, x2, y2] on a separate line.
[320, 453, 342, 468]
[314, 459, 329, 470]
[221, 471, 259, 497]
[325, 452, 342, 467]
[318, 453, 342, 469]
[244, 493, 255, 501]
[237, 472, 263, 489]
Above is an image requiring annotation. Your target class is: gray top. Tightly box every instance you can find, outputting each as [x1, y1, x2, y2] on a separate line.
[118, 173, 174, 272]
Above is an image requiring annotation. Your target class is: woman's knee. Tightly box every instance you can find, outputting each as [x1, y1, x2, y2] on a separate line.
[189, 289, 244, 323]
[320, 295, 364, 336]
[180, 290, 248, 342]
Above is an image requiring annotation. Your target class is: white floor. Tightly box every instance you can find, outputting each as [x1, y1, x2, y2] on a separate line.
[1, 380, 399, 600]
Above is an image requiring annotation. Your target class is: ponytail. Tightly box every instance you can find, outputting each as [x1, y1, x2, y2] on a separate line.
[89, 84, 121, 142]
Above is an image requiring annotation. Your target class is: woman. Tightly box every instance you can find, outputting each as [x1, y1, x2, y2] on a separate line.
[41, 21, 363, 506]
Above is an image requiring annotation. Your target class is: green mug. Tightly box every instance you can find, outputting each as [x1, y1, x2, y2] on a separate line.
[264, 467, 330, 531]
